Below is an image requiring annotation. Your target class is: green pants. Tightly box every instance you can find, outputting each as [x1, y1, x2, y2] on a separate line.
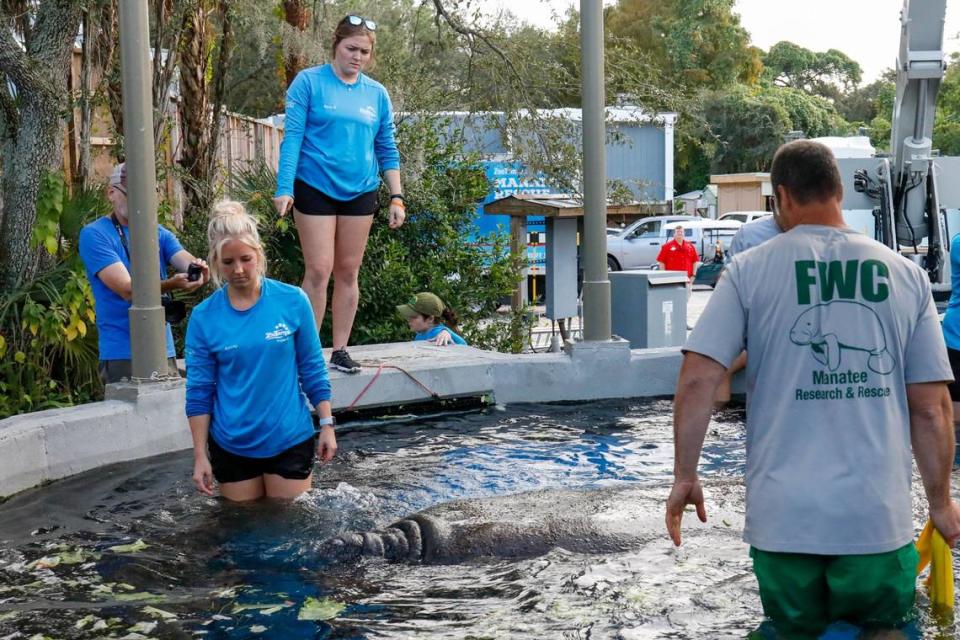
[750, 543, 918, 639]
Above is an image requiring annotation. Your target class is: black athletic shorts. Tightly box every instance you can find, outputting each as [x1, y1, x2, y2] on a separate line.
[293, 179, 379, 216]
[948, 348, 960, 402]
[208, 434, 317, 484]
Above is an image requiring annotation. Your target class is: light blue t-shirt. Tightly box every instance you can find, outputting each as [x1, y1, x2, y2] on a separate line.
[184, 279, 332, 458]
[414, 324, 467, 345]
[941, 233, 960, 350]
[727, 215, 782, 259]
[686, 226, 952, 555]
[78, 215, 182, 360]
[275, 64, 400, 201]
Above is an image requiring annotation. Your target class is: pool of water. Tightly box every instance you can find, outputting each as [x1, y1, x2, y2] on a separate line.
[0, 399, 955, 639]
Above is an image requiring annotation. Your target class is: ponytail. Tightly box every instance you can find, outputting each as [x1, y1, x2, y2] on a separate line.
[440, 307, 459, 333]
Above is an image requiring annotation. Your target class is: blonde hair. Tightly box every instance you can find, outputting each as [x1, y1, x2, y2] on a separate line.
[206, 200, 267, 286]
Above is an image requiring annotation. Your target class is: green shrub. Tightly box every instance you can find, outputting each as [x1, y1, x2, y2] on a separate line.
[0, 177, 108, 418]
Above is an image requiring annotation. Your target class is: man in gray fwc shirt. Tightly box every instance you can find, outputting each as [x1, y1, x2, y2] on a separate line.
[666, 140, 960, 638]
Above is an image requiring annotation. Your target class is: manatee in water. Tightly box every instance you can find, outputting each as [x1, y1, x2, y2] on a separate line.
[789, 301, 895, 374]
[319, 484, 743, 564]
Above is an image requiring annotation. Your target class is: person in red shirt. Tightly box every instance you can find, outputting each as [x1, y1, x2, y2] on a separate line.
[658, 225, 700, 331]
[656, 225, 699, 280]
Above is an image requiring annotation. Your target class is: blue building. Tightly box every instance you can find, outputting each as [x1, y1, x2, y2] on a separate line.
[439, 108, 677, 283]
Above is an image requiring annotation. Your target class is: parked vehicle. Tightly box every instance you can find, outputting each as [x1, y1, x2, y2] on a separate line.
[606, 215, 701, 271]
[718, 210, 771, 224]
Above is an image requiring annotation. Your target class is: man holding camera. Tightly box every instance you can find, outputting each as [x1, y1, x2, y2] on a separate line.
[79, 163, 209, 384]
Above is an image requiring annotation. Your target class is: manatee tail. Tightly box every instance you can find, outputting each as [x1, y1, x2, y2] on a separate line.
[868, 349, 895, 375]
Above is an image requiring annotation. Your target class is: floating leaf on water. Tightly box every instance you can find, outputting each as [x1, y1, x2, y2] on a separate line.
[60, 549, 99, 565]
[231, 602, 292, 614]
[210, 614, 231, 621]
[260, 605, 288, 616]
[108, 539, 149, 554]
[128, 621, 157, 634]
[91, 619, 109, 631]
[297, 597, 345, 621]
[250, 625, 267, 633]
[30, 555, 60, 570]
[211, 586, 241, 599]
[75, 614, 96, 629]
[142, 606, 177, 620]
[114, 591, 166, 604]
[116, 583, 137, 592]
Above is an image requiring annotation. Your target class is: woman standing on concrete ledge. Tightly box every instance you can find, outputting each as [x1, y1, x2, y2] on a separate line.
[273, 14, 405, 376]
[185, 200, 336, 502]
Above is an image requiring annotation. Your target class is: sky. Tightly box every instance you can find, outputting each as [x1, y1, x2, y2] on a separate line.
[483, 0, 960, 83]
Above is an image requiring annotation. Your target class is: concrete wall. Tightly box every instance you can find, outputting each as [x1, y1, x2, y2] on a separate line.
[0, 342, 684, 499]
[0, 380, 192, 499]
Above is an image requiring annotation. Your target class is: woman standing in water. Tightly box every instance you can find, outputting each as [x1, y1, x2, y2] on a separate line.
[273, 15, 405, 374]
[186, 201, 336, 502]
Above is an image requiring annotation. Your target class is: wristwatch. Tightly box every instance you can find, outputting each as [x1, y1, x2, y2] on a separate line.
[389, 193, 404, 203]
[316, 415, 335, 429]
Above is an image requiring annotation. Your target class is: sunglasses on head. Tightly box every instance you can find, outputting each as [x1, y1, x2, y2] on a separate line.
[344, 15, 376, 30]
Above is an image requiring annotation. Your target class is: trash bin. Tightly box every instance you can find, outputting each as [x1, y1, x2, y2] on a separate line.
[610, 270, 688, 348]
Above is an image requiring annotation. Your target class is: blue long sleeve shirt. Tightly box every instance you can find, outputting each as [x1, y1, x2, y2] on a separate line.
[413, 324, 467, 345]
[184, 279, 332, 458]
[275, 64, 400, 201]
[943, 234, 960, 350]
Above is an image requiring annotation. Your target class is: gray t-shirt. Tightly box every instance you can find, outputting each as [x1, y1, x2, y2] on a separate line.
[728, 215, 782, 258]
[685, 224, 952, 555]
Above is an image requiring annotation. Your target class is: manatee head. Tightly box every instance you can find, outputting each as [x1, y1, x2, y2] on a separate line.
[789, 307, 819, 345]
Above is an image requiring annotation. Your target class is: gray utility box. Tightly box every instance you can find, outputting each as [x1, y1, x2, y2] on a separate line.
[545, 217, 579, 320]
[610, 270, 688, 348]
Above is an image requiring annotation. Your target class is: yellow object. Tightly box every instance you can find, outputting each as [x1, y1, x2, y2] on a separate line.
[916, 520, 955, 613]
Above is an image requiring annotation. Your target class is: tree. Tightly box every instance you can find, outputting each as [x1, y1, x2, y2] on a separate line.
[933, 59, 960, 156]
[282, 0, 309, 87]
[177, 0, 234, 216]
[763, 41, 862, 101]
[836, 75, 893, 125]
[0, 0, 84, 291]
[607, 0, 762, 89]
[701, 85, 850, 174]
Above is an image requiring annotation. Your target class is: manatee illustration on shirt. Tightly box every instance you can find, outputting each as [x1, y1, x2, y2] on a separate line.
[789, 301, 895, 374]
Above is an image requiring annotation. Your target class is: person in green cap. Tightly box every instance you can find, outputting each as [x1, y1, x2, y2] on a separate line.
[396, 292, 467, 346]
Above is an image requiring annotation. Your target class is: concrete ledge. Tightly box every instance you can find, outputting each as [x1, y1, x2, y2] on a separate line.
[329, 342, 503, 410]
[0, 341, 685, 498]
[0, 379, 193, 498]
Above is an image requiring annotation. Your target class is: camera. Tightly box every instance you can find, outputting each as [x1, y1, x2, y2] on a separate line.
[161, 294, 187, 324]
[187, 263, 203, 282]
